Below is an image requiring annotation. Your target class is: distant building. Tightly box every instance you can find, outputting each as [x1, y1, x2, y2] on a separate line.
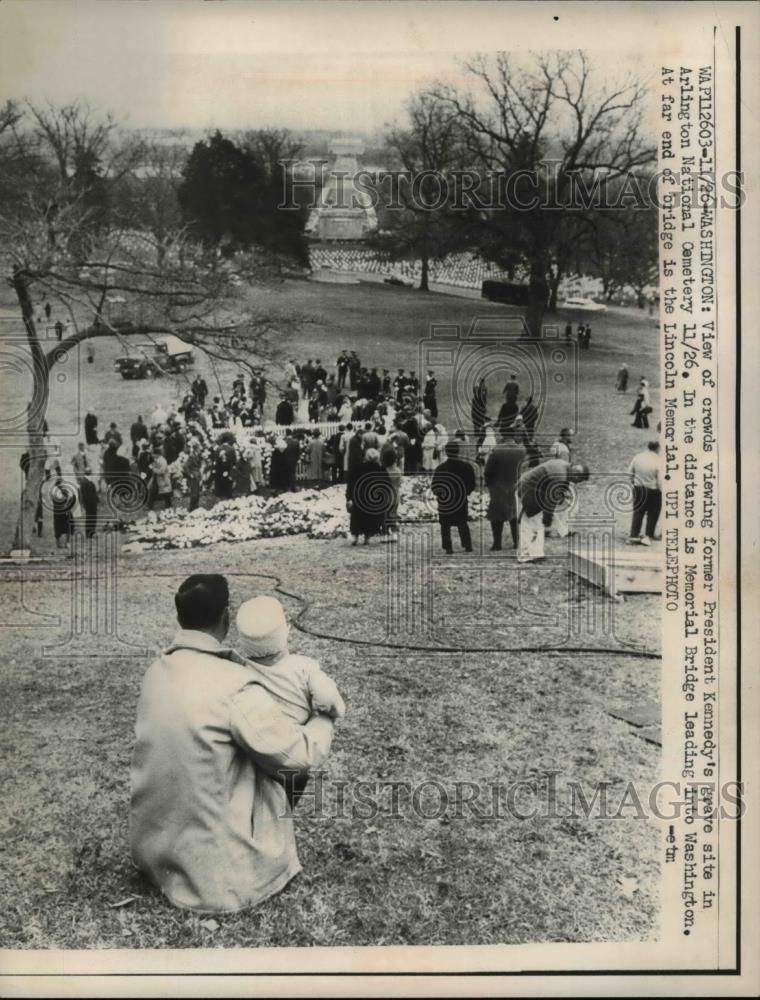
[305, 138, 377, 242]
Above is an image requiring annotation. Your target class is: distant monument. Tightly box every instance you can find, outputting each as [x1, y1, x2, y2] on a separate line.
[305, 137, 377, 242]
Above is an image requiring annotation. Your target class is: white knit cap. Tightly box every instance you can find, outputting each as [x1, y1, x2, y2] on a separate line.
[236, 596, 289, 659]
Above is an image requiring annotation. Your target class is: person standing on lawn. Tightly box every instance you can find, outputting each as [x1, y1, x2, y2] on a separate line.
[308, 430, 325, 482]
[284, 430, 301, 492]
[516, 459, 590, 563]
[130, 574, 335, 913]
[549, 428, 573, 462]
[149, 448, 174, 509]
[71, 442, 91, 477]
[275, 395, 294, 426]
[346, 448, 392, 545]
[51, 465, 75, 548]
[631, 378, 651, 428]
[84, 409, 99, 447]
[130, 415, 149, 458]
[269, 439, 289, 493]
[484, 430, 525, 551]
[627, 441, 663, 545]
[471, 376, 488, 446]
[191, 373, 209, 408]
[76, 473, 99, 538]
[381, 446, 402, 542]
[183, 440, 203, 512]
[431, 441, 476, 554]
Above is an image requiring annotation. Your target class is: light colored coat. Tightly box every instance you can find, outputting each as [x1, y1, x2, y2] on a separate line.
[129, 630, 334, 913]
[236, 653, 346, 723]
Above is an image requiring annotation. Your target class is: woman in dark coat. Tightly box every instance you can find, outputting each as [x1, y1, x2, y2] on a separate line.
[213, 435, 237, 500]
[346, 448, 392, 545]
[51, 468, 76, 547]
[77, 475, 99, 539]
[269, 440, 290, 493]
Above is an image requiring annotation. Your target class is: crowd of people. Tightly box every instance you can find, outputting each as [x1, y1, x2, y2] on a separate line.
[24, 335, 660, 559]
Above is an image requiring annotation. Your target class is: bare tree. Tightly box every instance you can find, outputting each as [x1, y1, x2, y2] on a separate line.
[430, 51, 656, 334]
[25, 99, 143, 187]
[379, 92, 465, 291]
[0, 105, 299, 552]
[111, 140, 187, 265]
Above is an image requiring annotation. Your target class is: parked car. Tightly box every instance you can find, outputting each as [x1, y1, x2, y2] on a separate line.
[114, 353, 161, 380]
[114, 335, 195, 379]
[561, 296, 608, 313]
[152, 335, 195, 372]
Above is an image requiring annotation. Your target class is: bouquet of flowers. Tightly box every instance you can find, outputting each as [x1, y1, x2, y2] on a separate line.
[121, 480, 486, 553]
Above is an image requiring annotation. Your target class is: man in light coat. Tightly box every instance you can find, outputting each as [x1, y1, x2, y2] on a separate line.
[516, 459, 590, 563]
[130, 574, 335, 913]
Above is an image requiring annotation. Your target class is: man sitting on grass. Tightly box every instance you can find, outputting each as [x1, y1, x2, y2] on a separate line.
[129, 574, 335, 913]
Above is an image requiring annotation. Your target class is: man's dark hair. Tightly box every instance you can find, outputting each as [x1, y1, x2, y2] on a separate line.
[445, 441, 460, 458]
[175, 574, 229, 630]
[647, 440, 660, 452]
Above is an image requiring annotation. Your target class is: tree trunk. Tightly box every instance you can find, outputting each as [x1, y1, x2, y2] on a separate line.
[419, 253, 429, 292]
[12, 274, 51, 554]
[525, 258, 549, 338]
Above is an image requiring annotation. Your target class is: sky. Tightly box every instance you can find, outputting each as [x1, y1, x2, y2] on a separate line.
[0, 1, 662, 134]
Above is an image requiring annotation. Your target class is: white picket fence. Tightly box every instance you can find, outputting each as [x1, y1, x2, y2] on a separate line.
[239, 421, 343, 481]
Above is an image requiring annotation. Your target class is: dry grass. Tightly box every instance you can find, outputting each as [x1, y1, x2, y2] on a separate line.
[0, 535, 659, 949]
[0, 281, 661, 947]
